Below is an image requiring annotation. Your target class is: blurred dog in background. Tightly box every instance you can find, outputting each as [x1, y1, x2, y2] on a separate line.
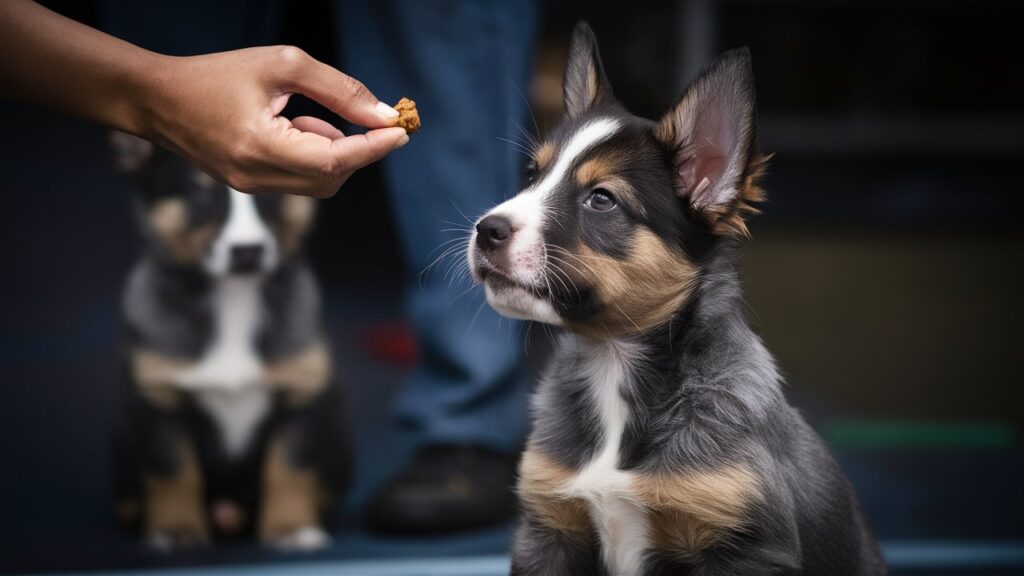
[109, 133, 350, 551]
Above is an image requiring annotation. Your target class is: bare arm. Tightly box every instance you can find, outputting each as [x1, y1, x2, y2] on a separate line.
[0, 0, 409, 198]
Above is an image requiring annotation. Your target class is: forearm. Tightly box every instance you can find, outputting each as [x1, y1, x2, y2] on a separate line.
[0, 1, 407, 197]
[0, 0, 163, 135]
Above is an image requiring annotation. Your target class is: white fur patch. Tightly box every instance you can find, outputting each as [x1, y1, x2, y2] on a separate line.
[529, 118, 622, 201]
[204, 188, 278, 276]
[269, 526, 332, 552]
[177, 188, 280, 457]
[483, 283, 563, 326]
[195, 387, 271, 459]
[561, 337, 650, 575]
[176, 276, 270, 457]
[475, 190, 547, 287]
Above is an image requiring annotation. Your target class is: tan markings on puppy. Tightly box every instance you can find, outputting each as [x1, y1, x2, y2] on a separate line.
[567, 229, 698, 337]
[575, 155, 617, 186]
[575, 155, 645, 217]
[144, 439, 208, 544]
[148, 198, 217, 264]
[266, 341, 332, 405]
[635, 464, 762, 557]
[131, 349, 192, 408]
[276, 195, 315, 256]
[148, 198, 186, 243]
[535, 142, 557, 171]
[259, 436, 322, 543]
[518, 448, 594, 539]
[704, 153, 771, 238]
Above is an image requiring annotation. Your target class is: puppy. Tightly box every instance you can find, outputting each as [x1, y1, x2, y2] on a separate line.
[109, 134, 350, 551]
[469, 23, 886, 575]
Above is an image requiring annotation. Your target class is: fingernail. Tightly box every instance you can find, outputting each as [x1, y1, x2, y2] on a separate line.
[394, 132, 410, 149]
[376, 102, 399, 118]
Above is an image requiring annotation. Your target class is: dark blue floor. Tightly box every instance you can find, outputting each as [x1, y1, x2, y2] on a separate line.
[2, 102, 1023, 575]
[33, 542, 1024, 576]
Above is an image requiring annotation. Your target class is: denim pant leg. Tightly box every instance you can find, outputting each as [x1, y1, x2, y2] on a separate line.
[336, 1, 538, 452]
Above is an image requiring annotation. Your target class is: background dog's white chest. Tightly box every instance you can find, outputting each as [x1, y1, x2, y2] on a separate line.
[177, 277, 270, 457]
[560, 339, 650, 576]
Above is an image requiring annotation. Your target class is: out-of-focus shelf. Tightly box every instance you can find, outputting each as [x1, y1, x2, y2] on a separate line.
[761, 115, 1024, 155]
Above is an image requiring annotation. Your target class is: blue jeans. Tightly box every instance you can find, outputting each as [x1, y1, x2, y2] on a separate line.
[102, 0, 537, 453]
[337, 1, 537, 452]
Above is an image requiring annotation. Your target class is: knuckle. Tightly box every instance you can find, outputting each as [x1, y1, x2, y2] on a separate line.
[341, 77, 369, 101]
[273, 45, 309, 70]
[317, 157, 345, 182]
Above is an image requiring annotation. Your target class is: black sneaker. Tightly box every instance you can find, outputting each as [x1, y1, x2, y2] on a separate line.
[365, 444, 518, 534]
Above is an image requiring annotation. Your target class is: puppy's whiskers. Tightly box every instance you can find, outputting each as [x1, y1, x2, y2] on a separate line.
[419, 231, 473, 289]
[497, 136, 536, 159]
[507, 78, 543, 149]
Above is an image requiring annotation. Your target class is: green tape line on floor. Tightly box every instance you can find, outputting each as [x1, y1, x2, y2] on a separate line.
[822, 419, 1016, 449]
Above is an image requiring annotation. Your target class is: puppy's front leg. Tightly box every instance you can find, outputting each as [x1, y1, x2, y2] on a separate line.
[259, 432, 329, 551]
[510, 515, 602, 576]
[143, 437, 208, 549]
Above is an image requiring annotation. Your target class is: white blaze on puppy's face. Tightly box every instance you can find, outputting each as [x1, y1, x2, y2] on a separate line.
[203, 188, 279, 277]
[470, 118, 622, 324]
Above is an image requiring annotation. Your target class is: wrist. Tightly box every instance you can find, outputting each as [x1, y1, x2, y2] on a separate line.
[117, 51, 178, 141]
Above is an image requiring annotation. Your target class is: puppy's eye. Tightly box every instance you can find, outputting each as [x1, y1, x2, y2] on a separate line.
[524, 160, 539, 184]
[584, 189, 617, 212]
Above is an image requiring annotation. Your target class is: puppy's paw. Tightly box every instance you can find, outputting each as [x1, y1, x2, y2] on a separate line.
[266, 525, 331, 552]
[146, 527, 209, 552]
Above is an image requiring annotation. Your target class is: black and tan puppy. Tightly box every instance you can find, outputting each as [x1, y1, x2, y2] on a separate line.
[468, 23, 885, 575]
[109, 134, 350, 551]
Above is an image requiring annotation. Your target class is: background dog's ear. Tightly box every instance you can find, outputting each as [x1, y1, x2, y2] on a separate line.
[564, 21, 614, 118]
[109, 131, 154, 174]
[655, 48, 768, 237]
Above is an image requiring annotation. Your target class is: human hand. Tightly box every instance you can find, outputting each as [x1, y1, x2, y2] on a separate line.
[139, 46, 409, 198]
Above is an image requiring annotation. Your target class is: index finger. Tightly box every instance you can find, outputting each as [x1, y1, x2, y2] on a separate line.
[278, 49, 399, 129]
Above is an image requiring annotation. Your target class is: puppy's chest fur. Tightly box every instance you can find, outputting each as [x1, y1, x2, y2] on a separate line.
[185, 277, 271, 457]
[559, 338, 649, 575]
[521, 337, 763, 574]
[131, 274, 275, 458]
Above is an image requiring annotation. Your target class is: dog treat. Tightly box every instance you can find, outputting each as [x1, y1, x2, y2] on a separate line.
[394, 97, 421, 133]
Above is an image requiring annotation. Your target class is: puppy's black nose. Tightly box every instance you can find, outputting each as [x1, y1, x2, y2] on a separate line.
[230, 244, 264, 274]
[476, 215, 513, 251]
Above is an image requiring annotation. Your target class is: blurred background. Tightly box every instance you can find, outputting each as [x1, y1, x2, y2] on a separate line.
[1, 0, 1022, 574]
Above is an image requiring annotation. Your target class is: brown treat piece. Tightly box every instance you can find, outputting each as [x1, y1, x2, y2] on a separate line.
[394, 97, 421, 133]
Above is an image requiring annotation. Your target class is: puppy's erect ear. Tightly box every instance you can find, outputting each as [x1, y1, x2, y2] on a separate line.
[564, 22, 614, 118]
[655, 48, 768, 237]
[109, 131, 154, 174]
